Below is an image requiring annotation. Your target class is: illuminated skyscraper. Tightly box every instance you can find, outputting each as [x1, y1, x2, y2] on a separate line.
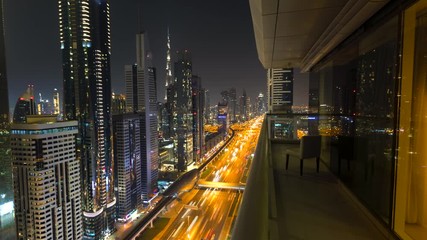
[11, 116, 82, 240]
[13, 85, 36, 123]
[37, 93, 54, 115]
[125, 33, 159, 201]
[112, 114, 141, 221]
[53, 88, 60, 115]
[267, 68, 293, 113]
[172, 50, 193, 171]
[58, 0, 115, 238]
[111, 92, 126, 115]
[191, 75, 204, 162]
[164, 27, 172, 101]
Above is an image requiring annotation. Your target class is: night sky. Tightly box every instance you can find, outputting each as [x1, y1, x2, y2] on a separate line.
[3, 0, 307, 112]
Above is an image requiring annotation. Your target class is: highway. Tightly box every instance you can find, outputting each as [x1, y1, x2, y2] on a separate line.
[151, 117, 263, 240]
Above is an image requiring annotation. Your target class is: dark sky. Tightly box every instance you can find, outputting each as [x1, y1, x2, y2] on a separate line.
[3, 0, 307, 112]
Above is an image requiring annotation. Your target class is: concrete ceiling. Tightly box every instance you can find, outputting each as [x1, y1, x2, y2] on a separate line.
[249, 0, 389, 71]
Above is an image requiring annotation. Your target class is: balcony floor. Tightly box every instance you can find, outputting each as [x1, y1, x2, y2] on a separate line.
[270, 142, 389, 240]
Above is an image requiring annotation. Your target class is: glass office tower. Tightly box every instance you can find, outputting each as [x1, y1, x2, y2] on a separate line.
[58, 0, 115, 238]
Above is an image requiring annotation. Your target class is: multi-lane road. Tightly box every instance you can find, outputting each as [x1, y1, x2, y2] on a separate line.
[151, 117, 263, 240]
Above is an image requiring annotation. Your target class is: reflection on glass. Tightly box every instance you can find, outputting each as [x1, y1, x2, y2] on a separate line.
[395, 2, 427, 239]
[311, 16, 398, 224]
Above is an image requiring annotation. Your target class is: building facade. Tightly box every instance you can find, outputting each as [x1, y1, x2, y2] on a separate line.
[250, 0, 427, 239]
[11, 116, 82, 239]
[53, 88, 60, 115]
[171, 50, 193, 172]
[0, 0, 12, 235]
[112, 93, 126, 115]
[112, 114, 142, 222]
[124, 33, 159, 201]
[58, 0, 115, 238]
[267, 68, 293, 113]
[13, 85, 36, 123]
[191, 75, 204, 163]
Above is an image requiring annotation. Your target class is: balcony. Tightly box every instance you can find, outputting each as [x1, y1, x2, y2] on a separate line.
[232, 114, 396, 240]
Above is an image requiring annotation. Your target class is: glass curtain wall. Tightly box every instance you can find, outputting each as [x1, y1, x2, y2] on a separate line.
[395, 1, 427, 239]
[310, 16, 399, 224]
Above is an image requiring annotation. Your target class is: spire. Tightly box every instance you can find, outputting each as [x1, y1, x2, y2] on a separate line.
[164, 26, 172, 101]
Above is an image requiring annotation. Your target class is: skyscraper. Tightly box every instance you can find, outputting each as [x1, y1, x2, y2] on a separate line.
[53, 88, 60, 115]
[111, 92, 126, 115]
[13, 85, 36, 123]
[239, 89, 248, 121]
[267, 68, 294, 113]
[124, 32, 159, 201]
[229, 88, 237, 123]
[11, 116, 82, 239]
[0, 1, 13, 235]
[191, 75, 204, 163]
[164, 27, 172, 101]
[58, 0, 115, 238]
[0, 0, 8, 126]
[37, 93, 54, 115]
[112, 114, 142, 222]
[256, 92, 267, 115]
[172, 50, 193, 172]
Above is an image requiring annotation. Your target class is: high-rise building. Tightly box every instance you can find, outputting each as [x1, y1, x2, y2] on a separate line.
[112, 92, 126, 115]
[217, 102, 229, 132]
[191, 75, 204, 163]
[53, 88, 60, 115]
[0, 1, 13, 235]
[220, 88, 237, 123]
[11, 116, 82, 239]
[112, 114, 142, 222]
[171, 50, 193, 172]
[124, 32, 159, 201]
[0, 0, 8, 126]
[204, 90, 211, 124]
[267, 68, 293, 113]
[141, 66, 159, 200]
[239, 89, 249, 121]
[164, 27, 173, 102]
[229, 88, 237, 122]
[37, 93, 54, 115]
[58, 0, 115, 238]
[13, 85, 36, 123]
[256, 92, 267, 115]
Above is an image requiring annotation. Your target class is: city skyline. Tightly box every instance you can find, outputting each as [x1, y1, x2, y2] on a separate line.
[3, 0, 308, 111]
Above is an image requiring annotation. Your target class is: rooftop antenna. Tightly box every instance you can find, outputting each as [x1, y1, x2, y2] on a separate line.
[137, 0, 143, 33]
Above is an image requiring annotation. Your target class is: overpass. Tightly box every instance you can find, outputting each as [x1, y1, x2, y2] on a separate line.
[197, 180, 246, 191]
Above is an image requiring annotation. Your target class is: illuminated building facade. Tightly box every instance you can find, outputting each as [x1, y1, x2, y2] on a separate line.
[13, 85, 36, 123]
[164, 27, 173, 102]
[124, 33, 159, 201]
[37, 93, 54, 115]
[256, 92, 266, 116]
[112, 114, 141, 222]
[191, 75, 204, 162]
[53, 88, 60, 115]
[58, 0, 115, 238]
[112, 92, 126, 115]
[11, 116, 82, 239]
[239, 89, 249, 121]
[268, 68, 293, 113]
[172, 50, 193, 172]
